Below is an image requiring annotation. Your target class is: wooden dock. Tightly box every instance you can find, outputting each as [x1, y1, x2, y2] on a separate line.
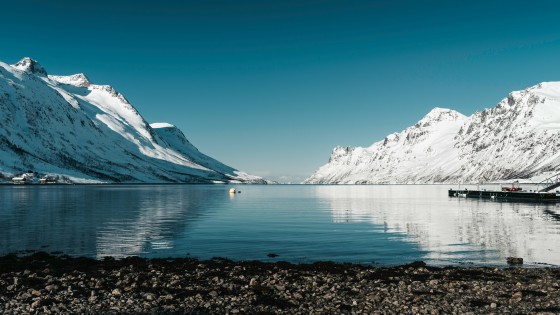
[448, 189, 560, 202]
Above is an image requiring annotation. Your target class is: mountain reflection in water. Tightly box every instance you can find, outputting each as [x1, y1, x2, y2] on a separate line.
[1, 184, 559, 266]
[319, 185, 560, 265]
[0, 185, 215, 259]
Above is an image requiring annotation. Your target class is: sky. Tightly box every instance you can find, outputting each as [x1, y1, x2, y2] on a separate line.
[2, 0, 560, 183]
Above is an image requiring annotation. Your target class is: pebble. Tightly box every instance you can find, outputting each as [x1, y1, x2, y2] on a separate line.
[31, 300, 41, 308]
[1, 253, 559, 314]
[512, 291, 523, 300]
[249, 278, 258, 286]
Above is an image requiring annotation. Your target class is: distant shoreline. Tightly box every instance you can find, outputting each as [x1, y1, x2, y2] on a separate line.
[1, 252, 559, 314]
[0, 182, 549, 186]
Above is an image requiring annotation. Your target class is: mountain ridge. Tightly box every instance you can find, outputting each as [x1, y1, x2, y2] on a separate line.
[0, 57, 268, 184]
[304, 82, 560, 184]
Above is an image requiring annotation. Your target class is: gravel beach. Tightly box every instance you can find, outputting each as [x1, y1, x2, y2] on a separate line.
[1, 253, 559, 314]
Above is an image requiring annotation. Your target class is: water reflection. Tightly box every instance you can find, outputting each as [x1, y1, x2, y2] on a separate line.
[0, 185, 224, 259]
[317, 185, 560, 265]
[2, 185, 560, 266]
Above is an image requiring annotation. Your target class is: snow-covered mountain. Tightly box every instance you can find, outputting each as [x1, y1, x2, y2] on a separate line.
[304, 82, 560, 184]
[0, 57, 267, 183]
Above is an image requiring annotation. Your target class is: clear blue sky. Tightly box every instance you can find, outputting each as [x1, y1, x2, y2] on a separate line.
[2, 0, 560, 183]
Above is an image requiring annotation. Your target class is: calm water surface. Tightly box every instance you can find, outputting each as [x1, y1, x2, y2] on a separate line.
[1, 184, 559, 266]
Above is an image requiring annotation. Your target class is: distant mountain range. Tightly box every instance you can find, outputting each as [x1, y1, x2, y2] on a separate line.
[304, 82, 560, 184]
[0, 57, 268, 183]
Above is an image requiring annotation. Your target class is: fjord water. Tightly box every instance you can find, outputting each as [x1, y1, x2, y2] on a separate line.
[1, 185, 559, 266]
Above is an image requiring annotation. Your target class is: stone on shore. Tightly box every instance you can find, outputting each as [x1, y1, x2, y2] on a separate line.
[0, 253, 559, 314]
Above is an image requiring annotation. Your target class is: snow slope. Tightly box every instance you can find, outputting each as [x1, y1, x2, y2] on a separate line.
[0, 57, 267, 183]
[304, 82, 560, 184]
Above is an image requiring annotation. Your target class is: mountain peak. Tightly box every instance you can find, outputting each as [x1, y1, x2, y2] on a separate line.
[305, 82, 560, 184]
[0, 57, 267, 184]
[527, 81, 560, 91]
[50, 73, 91, 87]
[525, 81, 560, 99]
[417, 108, 465, 126]
[65, 73, 90, 87]
[13, 57, 47, 76]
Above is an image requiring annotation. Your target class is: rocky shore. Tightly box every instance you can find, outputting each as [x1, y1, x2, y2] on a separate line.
[1, 253, 559, 314]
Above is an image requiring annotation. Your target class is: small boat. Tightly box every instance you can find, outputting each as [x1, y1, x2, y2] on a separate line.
[501, 181, 522, 191]
[501, 187, 522, 192]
